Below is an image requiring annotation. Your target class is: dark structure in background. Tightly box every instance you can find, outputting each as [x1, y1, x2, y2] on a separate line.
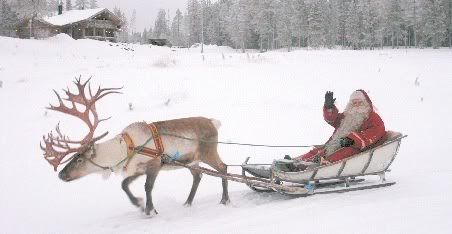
[148, 39, 172, 47]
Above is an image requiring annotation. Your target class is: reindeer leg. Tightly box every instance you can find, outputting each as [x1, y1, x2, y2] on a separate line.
[184, 168, 202, 206]
[121, 174, 144, 210]
[202, 151, 230, 205]
[144, 168, 160, 216]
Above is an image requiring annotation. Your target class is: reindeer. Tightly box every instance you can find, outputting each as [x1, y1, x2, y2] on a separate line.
[41, 78, 230, 216]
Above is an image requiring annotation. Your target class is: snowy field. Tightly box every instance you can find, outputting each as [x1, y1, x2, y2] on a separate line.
[0, 35, 451, 234]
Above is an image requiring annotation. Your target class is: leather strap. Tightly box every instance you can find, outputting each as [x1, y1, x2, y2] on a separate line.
[122, 123, 165, 170]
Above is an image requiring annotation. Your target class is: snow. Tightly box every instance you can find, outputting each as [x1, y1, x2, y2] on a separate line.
[0, 35, 452, 233]
[42, 8, 106, 26]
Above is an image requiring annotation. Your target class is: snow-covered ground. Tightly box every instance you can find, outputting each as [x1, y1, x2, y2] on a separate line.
[0, 35, 451, 234]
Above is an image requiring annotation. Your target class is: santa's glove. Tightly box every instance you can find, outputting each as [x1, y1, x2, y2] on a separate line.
[340, 137, 354, 147]
[324, 91, 336, 109]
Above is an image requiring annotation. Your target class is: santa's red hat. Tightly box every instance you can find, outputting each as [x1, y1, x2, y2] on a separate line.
[349, 89, 373, 109]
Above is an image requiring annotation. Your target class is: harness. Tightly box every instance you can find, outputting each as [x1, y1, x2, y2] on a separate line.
[87, 123, 165, 172]
[122, 123, 165, 170]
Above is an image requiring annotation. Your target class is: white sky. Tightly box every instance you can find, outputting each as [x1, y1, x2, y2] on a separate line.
[98, 0, 187, 32]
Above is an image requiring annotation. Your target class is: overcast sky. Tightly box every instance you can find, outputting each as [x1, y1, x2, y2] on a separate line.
[98, 0, 187, 32]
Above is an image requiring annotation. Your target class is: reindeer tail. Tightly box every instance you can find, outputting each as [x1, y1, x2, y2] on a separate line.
[210, 118, 222, 130]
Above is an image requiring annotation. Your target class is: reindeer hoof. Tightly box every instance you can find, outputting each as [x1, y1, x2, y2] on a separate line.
[183, 202, 192, 207]
[220, 198, 230, 205]
[132, 197, 144, 209]
[145, 208, 158, 216]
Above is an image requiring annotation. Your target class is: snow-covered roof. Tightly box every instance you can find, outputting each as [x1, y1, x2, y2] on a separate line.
[42, 8, 109, 26]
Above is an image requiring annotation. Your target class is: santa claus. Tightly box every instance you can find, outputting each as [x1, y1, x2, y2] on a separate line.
[295, 89, 386, 165]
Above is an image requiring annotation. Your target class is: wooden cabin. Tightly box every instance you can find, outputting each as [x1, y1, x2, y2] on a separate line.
[16, 8, 122, 42]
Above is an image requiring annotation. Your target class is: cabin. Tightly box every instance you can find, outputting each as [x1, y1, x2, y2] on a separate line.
[16, 6, 122, 42]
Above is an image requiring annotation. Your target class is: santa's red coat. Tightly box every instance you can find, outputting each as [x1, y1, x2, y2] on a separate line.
[299, 97, 386, 163]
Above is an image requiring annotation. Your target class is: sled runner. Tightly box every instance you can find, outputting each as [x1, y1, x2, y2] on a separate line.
[241, 131, 406, 195]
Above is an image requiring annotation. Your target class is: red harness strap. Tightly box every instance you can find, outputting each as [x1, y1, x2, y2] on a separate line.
[123, 123, 165, 170]
[140, 123, 165, 158]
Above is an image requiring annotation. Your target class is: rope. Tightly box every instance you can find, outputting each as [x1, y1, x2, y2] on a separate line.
[160, 132, 314, 148]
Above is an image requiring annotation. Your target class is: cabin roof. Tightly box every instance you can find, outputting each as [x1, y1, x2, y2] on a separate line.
[42, 8, 118, 26]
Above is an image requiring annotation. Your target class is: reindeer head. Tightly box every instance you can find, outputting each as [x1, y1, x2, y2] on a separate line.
[40, 77, 122, 181]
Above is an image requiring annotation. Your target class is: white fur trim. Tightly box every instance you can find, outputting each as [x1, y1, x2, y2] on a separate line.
[350, 90, 367, 101]
[351, 132, 366, 149]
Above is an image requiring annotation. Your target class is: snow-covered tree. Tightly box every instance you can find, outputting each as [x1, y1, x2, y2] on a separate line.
[323, 0, 338, 48]
[386, 0, 404, 48]
[362, 0, 381, 49]
[47, 0, 58, 15]
[187, 0, 201, 46]
[113, 7, 129, 42]
[276, 0, 296, 51]
[171, 9, 185, 46]
[227, 0, 252, 52]
[89, 0, 97, 9]
[66, 0, 72, 11]
[293, 0, 308, 48]
[154, 9, 170, 39]
[75, 0, 88, 10]
[0, 0, 19, 37]
[419, 0, 447, 48]
[130, 9, 136, 34]
[142, 28, 148, 44]
[307, 0, 325, 48]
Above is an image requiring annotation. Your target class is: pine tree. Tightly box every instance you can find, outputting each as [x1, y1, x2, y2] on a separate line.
[187, 0, 201, 46]
[47, 0, 58, 15]
[130, 9, 136, 34]
[444, 0, 452, 47]
[113, 7, 129, 42]
[253, 0, 276, 51]
[75, 0, 88, 10]
[307, 0, 325, 48]
[386, 0, 404, 48]
[0, 0, 19, 37]
[66, 0, 72, 11]
[154, 9, 169, 39]
[323, 0, 338, 48]
[293, 0, 308, 48]
[171, 9, 185, 46]
[89, 0, 98, 9]
[362, 0, 380, 49]
[276, 0, 296, 51]
[142, 28, 148, 44]
[227, 0, 252, 52]
[420, 0, 447, 48]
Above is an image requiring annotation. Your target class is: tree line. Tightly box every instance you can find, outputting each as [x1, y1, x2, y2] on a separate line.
[175, 0, 452, 50]
[2, 0, 451, 50]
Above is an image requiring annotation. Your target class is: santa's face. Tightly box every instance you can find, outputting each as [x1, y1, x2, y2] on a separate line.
[350, 98, 365, 108]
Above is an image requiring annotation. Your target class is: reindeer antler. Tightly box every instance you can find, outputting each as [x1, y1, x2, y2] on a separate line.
[40, 77, 122, 171]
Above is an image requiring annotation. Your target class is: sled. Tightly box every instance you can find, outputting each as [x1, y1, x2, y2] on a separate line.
[241, 131, 407, 196]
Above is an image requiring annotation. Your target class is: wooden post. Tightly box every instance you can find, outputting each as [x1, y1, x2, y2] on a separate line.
[102, 28, 106, 40]
[82, 27, 86, 39]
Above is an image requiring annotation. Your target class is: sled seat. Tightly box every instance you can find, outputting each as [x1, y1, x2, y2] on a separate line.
[272, 131, 406, 183]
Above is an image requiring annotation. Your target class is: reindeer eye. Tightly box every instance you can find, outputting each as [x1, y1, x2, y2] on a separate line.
[76, 158, 84, 164]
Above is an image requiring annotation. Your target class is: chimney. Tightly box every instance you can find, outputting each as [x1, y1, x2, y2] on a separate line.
[58, 1, 63, 15]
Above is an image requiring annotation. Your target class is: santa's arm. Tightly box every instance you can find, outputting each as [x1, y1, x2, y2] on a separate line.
[346, 113, 386, 150]
[323, 106, 344, 128]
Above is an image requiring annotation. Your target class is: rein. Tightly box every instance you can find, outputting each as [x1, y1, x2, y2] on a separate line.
[86, 124, 316, 172]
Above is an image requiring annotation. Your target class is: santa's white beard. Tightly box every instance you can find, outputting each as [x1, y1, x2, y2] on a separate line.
[324, 102, 371, 157]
